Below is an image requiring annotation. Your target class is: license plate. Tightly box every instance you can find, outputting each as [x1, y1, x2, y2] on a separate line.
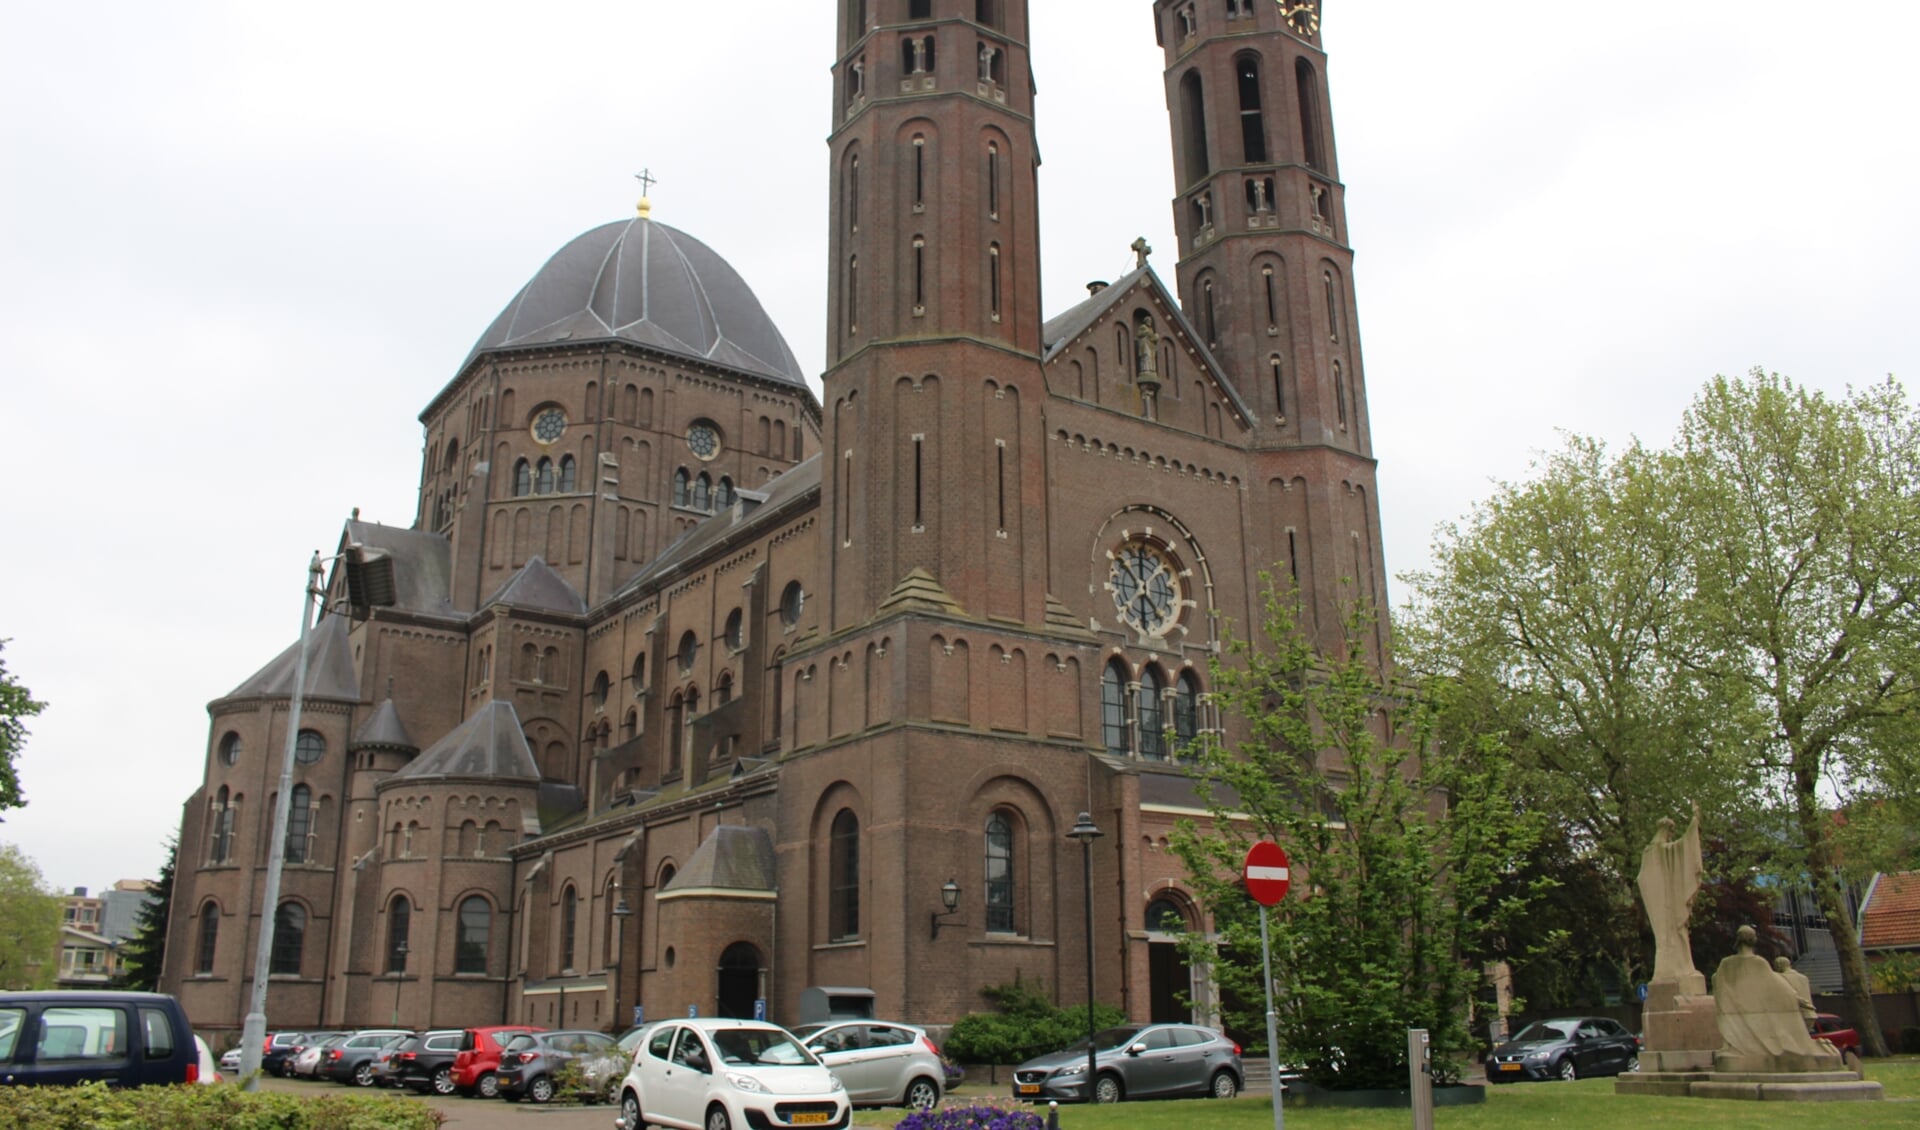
[790, 1114, 831, 1126]
[1499, 1063, 1523, 1072]
[1018, 1084, 1041, 1095]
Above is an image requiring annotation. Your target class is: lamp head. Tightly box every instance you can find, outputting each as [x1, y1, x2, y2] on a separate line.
[940, 879, 961, 912]
[1068, 813, 1103, 844]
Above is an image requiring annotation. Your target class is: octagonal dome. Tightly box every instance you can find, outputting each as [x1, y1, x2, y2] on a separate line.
[464, 216, 806, 387]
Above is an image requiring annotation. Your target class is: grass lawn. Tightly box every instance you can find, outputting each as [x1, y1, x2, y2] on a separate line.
[851, 1058, 1919, 1129]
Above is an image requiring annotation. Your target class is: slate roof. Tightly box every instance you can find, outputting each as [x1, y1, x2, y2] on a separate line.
[612, 456, 821, 601]
[462, 217, 807, 388]
[1861, 871, 1920, 949]
[482, 557, 586, 616]
[390, 701, 540, 783]
[342, 520, 456, 617]
[352, 699, 416, 753]
[662, 824, 777, 894]
[218, 614, 360, 703]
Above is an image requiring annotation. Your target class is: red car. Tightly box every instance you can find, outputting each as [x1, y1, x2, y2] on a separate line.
[450, 1025, 543, 1098]
[1811, 1013, 1860, 1054]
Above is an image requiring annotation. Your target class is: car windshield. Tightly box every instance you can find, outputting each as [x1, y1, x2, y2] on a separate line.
[1060, 1027, 1144, 1054]
[710, 1027, 814, 1067]
[1512, 1020, 1579, 1043]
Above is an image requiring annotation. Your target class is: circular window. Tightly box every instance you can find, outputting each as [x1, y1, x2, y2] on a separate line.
[724, 608, 744, 652]
[677, 631, 698, 674]
[1107, 539, 1183, 637]
[294, 730, 325, 765]
[687, 422, 722, 461]
[219, 732, 243, 767]
[531, 407, 568, 445]
[780, 581, 805, 627]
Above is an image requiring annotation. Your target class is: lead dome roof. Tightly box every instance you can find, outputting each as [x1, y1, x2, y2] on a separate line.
[464, 216, 806, 387]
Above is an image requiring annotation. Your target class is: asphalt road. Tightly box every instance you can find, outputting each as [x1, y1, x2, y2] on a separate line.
[256, 1075, 617, 1130]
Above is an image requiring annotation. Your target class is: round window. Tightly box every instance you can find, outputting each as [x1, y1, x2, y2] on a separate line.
[219, 732, 243, 767]
[687, 422, 722, 461]
[1107, 539, 1183, 637]
[780, 581, 805, 626]
[294, 730, 325, 764]
[530, 407, 568, 445]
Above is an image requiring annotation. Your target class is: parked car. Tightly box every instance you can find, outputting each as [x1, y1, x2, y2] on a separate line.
[1011, 1023, 1243, 1104]
[369, 1032, 419, 1088]
[794, 1020, 944, 1108]
[451, 1025, 543, 1098]
[497, 1029, 625, 1104]
[0, 990, 202, 1087]
[291, 1033, 350, 1078]
[318, 1030, 412, 1087]
[267, 1031, 343, 1077]
[196, 1036, 222, 1085]
[392, 1029, 468, 1095]
[219, 1045, 244, 1073]
[1487, 1017, 1640, 1082]
[1811, 1013, 1860, 1054]
[616, 1018, 848, 1130]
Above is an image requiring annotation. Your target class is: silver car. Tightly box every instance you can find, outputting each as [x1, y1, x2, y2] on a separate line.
[795, 1021, 944, 1109]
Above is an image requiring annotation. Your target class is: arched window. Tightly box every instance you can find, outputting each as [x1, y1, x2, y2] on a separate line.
[1296, 57, 1326, 172]
[560, 885, 578, 972]
[1334, 360, 1349, 429]
[386, 896, 411, 974]
[1101, 662, 1129, 756]
[196, 903, 219, 974]
[294, 730, 324, 764]
[457, 896, 491, 975]
[218, 732, 242, 767]
[829, 809, 860, 941]
[210, 786, 232, 862]
[631, 652, 647, 689]
[1174, 671, 1202, 753]
[693, 473, 712, 511]
[1324, 270, 1343, 343]
[716, 671, 734, 707]
[285, 784, 312, 864]
[985, 813, 1015, 934]
[975, 0, 999, 28]
[559, 455, 577, 492]
[270, 902, 305, 975]
[443, 437, 460, 476]
[667, 694, 685, 777]
[621, 709, 637, 742]
[1139, 667, 1167, 761]
[1236, 55, 1268, 163]
[1179, 70, 1210, 186]
[1146, 897, 1188, 933]
[716, 477, 735, 510]
[673, 468, 691, 508]
[780, 581, 806, 626]
[724, 608, 744, 652]
[911, 0, 931, 17]
[513, 459, 531, 496]
[536, 458, 556, 495]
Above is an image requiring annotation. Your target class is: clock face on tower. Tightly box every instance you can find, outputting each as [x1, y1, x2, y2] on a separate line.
[1108, 539, 1184, 637]
[531, 407, 568, 445]
[687, 422, 722, 461]
[1280, 1, 1319, 36]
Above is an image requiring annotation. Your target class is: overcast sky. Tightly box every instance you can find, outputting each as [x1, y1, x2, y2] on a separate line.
[1, 1, 1914, 894]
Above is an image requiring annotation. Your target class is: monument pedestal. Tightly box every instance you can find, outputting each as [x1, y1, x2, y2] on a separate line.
[1620, 1069, 1885, 1102]
[1638, 975, 1718, 1073]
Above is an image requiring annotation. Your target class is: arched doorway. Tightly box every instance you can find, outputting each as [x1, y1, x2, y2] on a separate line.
[717, 942, 764, 1019]
[1145, 897, 1194, 1024]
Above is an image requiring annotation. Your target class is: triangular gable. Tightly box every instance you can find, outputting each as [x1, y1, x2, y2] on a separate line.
[389, 700, 540, 783]
[1042, 266, 1255, 432]
[483, 557, 586, 615]
[216, 614, 361, 704]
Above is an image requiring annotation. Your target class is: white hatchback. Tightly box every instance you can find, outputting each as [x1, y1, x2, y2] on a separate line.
[616, 1018, 849, 1130]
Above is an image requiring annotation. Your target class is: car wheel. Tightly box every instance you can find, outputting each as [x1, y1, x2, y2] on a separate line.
[706, 1104, 733, 1130]
[904, 1077, 939, 1110]
[432, 1067, 457, 1095]
[353, 1062, 375, 1087]
[477, 1071, 500, 1099]
[1623, 1055, 1640, 1075]
[1557, 1059, 1577, 1082]
[621, 1091, 645, 1129]
[1210, 1070, 1239, 1100]
[1094, 1074, 1123, 1104]
[529, 1075, 555, 1104]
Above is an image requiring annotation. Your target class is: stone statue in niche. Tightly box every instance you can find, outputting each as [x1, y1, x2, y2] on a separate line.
[1134, 321, 1160, 385]
[1251, 179, 1270, 214]
[1638, 804, 1705, 990]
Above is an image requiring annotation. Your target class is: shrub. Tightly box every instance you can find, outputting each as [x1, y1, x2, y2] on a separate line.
[1900, 1026, 1920, 1055]
[943, 978, 1125, 1065]
[893, 1098, 1044, 1130]
[0, 1080, 441, 1129]
[552, 1049, 632, 1104]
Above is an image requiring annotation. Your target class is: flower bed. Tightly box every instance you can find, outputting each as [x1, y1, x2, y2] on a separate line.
[893, 1097, 1045, 1130]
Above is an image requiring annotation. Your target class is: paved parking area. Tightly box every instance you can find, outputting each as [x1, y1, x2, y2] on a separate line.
[256, 1076, 617, 1130]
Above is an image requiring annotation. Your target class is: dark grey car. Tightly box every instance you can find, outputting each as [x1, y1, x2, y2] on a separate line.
[496, 1029, 622, 1104]
[1487, 1017, 1640, 1082]
[1012, 1024, 1243, 1104]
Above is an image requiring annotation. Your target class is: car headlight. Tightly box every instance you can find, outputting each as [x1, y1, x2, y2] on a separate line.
[1055, 1064, 1087, 1078]
[829, 1075, 846, 1092]
[725, 1072, 766, 1093]
[1525, 1051, 1551, 1062]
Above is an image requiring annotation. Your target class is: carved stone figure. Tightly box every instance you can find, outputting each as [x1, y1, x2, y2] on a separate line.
[1714, 926, 1841, 1070]
[1773, 956, 1818, 1025]
[1638, 805, 1704, 988]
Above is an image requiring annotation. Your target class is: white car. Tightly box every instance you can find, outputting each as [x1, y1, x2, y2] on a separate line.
[195, 1035, 222, 1084]
[617, 1018, 848, 1130]
[794, 1021, 943, 1109]
[218, 1045, 244, 1073]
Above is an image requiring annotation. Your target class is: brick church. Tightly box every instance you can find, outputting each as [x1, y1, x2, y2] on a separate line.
[164, 0, 1389, 1040]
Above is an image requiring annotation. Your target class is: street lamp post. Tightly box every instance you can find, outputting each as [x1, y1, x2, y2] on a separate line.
[1067, 813, 1103, 1103]
[390, 939, 408, 1026]
[612, 895, 634, 1026]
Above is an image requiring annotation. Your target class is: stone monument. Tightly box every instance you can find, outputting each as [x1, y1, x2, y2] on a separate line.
[1632, 806, 1720, 1072]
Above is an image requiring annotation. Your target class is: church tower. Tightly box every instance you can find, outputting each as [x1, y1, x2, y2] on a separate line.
[820, 0, 1052, 630]
[1156, 0, 1389, 647]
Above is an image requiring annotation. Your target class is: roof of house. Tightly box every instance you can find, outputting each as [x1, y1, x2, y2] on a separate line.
[1861, 871, 1920, 949]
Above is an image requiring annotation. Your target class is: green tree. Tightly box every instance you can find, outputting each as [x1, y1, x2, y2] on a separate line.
[0, 642, 46, 815]
[117, 837, 174, 992]
[1170, 583, 1551, 1089]
[1671, 371, 1920, 1058]
[0, 843, 61, 990]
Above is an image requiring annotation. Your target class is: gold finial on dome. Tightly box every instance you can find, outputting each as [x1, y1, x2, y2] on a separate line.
[635, 168, 657, 219]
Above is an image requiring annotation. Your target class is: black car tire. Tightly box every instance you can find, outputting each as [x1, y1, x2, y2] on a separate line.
[1210, 1070, 1238, 1100]
[706, 1104, 733, 1130]
[477, 1071, 500, 1099]
[621, 1091, 645, 1129]
[904, 1077, 939, 1110]
[353, 1062, 376, 1087]
[529, 1075, 555, 1104]
[1623, 1055, 1640, 1075]
[1094, 1073, 1123, 1104]
[433, 1067, 457, 1095]
[1557, 1059, 1577, 1082]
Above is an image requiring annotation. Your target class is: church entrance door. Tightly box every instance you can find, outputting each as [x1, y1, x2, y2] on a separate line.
[717, 942, 764, 1019]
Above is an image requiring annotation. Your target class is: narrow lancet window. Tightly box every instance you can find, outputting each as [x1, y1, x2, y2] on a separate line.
[1236, 56, 1268, 163]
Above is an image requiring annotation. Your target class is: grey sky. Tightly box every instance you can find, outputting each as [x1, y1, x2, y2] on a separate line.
[1, 1, 1914, 892]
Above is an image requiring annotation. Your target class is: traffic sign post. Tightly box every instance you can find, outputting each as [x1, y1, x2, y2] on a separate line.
[1244, 842, 1291, 1130]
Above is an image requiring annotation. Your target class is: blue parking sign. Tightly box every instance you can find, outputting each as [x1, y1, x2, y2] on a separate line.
[753, 999, 767, 1021]
[633, 1006, 644, 1026]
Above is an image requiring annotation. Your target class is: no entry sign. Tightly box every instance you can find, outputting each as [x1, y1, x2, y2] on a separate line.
[1244, 841, 1291, 906]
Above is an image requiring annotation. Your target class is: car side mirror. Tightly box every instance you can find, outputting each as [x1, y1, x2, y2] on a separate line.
[1128, 1043, 1147, 1056]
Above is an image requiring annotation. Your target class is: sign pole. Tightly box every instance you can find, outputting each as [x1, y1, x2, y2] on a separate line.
[1261, 903, 1284, 1130]
[1244, 841, 1290, 1130]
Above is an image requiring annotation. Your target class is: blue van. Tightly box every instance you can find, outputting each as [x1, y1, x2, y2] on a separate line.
[0, 991, 200, 1087]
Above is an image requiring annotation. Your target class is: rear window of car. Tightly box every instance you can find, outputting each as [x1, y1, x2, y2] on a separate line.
[503, 1035, 537, 1053]
[0, 1010, 23, 1062]
[427, 1034, 462, 1051]
[139, 1008, 176, 1059]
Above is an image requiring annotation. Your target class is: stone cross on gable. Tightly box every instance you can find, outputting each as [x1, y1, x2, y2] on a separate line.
[1131, 237, 1152, 270]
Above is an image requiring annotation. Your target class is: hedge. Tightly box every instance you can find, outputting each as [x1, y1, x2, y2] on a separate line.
[0, 1082, 442, 1130]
